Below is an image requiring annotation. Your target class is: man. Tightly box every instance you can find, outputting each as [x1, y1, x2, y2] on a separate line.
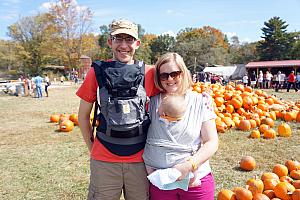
[34, 74, 43, 98]
[287, 71, 298, 92]
[76, 19, 158, 200]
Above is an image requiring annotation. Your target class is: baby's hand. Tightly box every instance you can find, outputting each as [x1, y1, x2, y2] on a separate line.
[189, 176, 201, 187]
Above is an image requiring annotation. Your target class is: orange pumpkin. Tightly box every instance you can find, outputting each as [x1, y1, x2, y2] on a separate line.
[259, 124, 270, 134]
[273, 164, 289, 178]
[264, 128, 276, 139]
[240, 156, 256, 171]
[293, 180, 300, 189]
[233, 187, 253, 200]
[247, 177, 264, 195]
[285, 160, 300, 173]
[50, 114, 60, 123]
[290, 170, 300, 180]
[217, 189, 236, 200]
[238, 120, 252, 131]
[292, 189, 300, 200]
[263, 190, 275, 199]
[249, 130, 260, 139]
[263, 178, 280, 190]
[273, 182, 295, 200]
[252, 193, 270, 200]
[278, 123, 292, 137]
[261, 118, 275, 128]
[59, 119, 74, 132]
[261, 172, 279, 181]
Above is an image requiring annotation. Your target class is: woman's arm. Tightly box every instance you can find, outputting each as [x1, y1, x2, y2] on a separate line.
[173, 119, 218, 180]
[78, 99, 94, 152]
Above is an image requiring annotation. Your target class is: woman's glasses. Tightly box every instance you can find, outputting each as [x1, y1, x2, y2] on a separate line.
[159, 71, 182, 81]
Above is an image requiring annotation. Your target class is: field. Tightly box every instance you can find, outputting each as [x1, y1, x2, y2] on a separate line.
[0, 84, 299, 200]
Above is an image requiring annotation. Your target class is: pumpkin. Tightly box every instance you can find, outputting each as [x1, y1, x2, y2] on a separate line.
[261, 118, 275, 128]
[240, 156, 256, 171]
[293, 180, 300, 189]
[247, 177, 264, 195]
[273, 182, 295, 200]
[290, 170, 300, 180]
[296, 111, 300, 122]
[263, 190, 275, 199]
[231, 98, 243, 109]
[278, 123, 292, 137]
[273, 164, 289, 178]
[280, 176, 294, 183]
[50, 114, 60, 123]
[238, 120, 252, 131]
[285, 160, 300, 172]
[292, 189, 300, 200]
[249, 130, 260, 139]
[59, 119, 74, 132]
[233, 187, 253, 200]
[261, 172, 279, 181]
[259, 124, 270, 134]
[284, 112, 297, 122]
[263, 178, 280, 190]
[69, 113, 78, 123]
[264, 128, 276, 139]
[252, 193, 270, 200]
[217, 189, 236, 200]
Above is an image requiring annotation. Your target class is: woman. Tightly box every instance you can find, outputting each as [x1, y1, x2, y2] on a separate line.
[143, 53, 219, 200]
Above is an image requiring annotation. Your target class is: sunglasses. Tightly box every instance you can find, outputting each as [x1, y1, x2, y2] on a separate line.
[111, 36, 136, 44]
[159, 71, 182, 81]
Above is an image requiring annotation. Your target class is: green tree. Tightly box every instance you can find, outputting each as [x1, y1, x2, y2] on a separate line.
[150, 34, 175, 63]
[7, 13, 56, 74]
[257, 16, 295, 61]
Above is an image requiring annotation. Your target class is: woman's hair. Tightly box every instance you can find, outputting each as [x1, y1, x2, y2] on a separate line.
[154, 52, 193, 95]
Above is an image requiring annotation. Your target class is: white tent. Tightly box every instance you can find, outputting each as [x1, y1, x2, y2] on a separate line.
[203, 66, 237, 77]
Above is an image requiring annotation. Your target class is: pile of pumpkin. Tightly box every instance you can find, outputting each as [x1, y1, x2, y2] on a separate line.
[192, 82, 300, 137]
[49, 113, 78, 132]
[218, 159, 300, 200]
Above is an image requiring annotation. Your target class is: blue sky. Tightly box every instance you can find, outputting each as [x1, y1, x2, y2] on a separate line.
[0, 0, 300, 43]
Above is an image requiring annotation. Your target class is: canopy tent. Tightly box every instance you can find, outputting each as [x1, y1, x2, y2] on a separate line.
[229, 64, 247, 80]
[203, 66, 237, 77]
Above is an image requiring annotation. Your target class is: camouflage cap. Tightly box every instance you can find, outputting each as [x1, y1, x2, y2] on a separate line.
[109, 19, 138, 39]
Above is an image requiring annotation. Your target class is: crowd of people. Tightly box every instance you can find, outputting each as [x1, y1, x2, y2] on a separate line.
[242, 70, 300, 92]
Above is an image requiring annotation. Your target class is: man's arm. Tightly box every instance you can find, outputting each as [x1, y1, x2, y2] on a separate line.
[78, 99, 94, 152]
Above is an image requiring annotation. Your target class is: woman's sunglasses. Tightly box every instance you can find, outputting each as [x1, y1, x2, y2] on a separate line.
[159, 71, 182, 81]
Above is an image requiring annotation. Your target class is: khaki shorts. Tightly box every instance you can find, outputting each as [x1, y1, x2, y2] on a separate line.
[88, 159, 149, 200]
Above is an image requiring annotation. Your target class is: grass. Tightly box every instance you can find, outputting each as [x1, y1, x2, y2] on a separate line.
[0, 85, 299, 199]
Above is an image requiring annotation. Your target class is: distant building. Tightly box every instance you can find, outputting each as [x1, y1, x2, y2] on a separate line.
[246, 60, 300, 75]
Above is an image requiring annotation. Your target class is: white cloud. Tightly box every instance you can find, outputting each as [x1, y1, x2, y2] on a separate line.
[165, 9, 184, 17]
[161, 30, 176, 37]
[240, 37, 252, 44]
[39, 2, 55, 11]
[225, 32, 237, 38]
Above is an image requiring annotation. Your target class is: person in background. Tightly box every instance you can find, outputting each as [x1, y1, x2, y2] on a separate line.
[296, 72, 300, 89]
[258, 71, 264, 89]
[34, 74, 43, 98]
[287, 71, 298, 92]
[250, 71, 256, 88]
[242, 73, 248, 86]
[143, 52, 218, 200]
[265, 71, 273, 89]
[44, 74, 50, 97]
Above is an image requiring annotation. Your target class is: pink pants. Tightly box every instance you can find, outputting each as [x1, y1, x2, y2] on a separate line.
[149, 173, 215, 200]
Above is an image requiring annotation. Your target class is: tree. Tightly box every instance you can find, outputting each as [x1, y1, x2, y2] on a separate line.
[7, 13, 56, 74]
[150, 34, 175, 63]
[257, 16, 295, 60]
[48, 0, 93, 68]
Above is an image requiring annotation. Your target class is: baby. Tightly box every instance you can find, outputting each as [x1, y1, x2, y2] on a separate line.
[158, 94, 186, 122]
[146, 94, 201, 187]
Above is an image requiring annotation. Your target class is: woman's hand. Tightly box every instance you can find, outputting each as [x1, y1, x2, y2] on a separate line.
[173, 161, 192, 181]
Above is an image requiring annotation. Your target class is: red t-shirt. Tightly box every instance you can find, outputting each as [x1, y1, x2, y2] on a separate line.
[288, 73, 296, 83]
[76, 63, 159, 162]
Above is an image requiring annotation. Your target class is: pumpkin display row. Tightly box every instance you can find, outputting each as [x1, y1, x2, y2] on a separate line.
[218, 159, 300, 200]
[192, 82, 300, 135]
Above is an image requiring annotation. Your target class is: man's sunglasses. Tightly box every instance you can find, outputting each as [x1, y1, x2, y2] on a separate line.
[111, 36, 136, 44]
[159, 71, 182, 81]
